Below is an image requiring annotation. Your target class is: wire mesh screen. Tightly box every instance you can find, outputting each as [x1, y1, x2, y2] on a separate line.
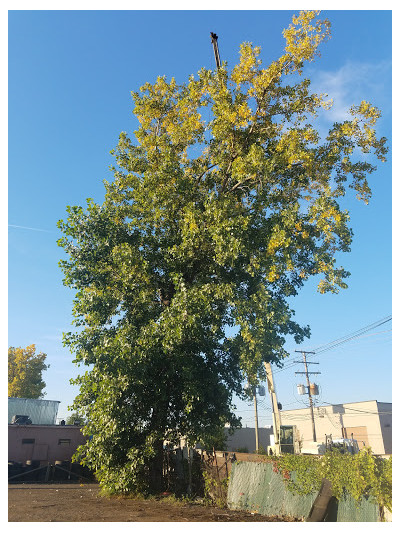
[227, 461, 315, 519]
[8, 398, 60, 425]
[227, 461, 380, 521]
[336, 494, 379, 522]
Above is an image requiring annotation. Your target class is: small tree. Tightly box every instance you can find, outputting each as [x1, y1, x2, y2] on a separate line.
[58, 11, 387, 495]
[66, 412, 86, 425]
[8, 344, 49, 399]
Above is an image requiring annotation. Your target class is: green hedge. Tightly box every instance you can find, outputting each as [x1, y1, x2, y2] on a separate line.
[269, 448, 391, 512]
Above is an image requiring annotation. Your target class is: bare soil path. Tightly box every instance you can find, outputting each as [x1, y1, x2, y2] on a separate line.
[8, 483, 298, 522]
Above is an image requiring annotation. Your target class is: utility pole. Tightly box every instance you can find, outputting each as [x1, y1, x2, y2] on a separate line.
[253, 389, 259, 452]
[264, 362, 281, 454]
[210, 32, 221, 69]
[294, 351, 320, 442]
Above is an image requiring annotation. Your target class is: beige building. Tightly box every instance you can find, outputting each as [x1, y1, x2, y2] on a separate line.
[280, 400, 391, 455]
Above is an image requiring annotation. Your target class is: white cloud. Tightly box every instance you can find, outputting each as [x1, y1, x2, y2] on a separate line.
[309, 59, 391, 124]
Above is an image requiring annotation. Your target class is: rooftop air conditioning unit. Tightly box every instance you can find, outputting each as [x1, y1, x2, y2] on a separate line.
[11, 415, 32, 425]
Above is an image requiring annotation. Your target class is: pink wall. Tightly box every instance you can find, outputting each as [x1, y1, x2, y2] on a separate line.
[8, 425, 87, 464]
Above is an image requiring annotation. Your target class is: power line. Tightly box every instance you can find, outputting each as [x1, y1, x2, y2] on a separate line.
[284, 330, 391, 375]
[313, 316, 392, 355]
[274, 315, 391, 375]
[280, 406, 392, 417]
[281, 412, 392, 419]
[319, 401, 392, 415]
[235, 316, 392, 423]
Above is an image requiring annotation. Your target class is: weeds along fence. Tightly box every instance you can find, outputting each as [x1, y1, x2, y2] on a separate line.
[161, 448, 266, 502]
[161, 448, 238, 498]
[227, 460, 386, 522]
[164, 449, 391, 522]
[227, 452, 391, 522]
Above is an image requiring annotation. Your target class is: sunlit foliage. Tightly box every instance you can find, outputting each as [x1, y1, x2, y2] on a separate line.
[8, 344, 49, 399]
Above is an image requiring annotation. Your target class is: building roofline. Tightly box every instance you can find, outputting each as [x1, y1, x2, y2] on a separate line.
[8, 397, 61, 403]
[8, 424, 83, 428]
[281, 399, 392, 412]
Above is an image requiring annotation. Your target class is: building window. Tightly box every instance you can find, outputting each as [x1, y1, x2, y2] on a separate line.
[22, 438, 35, 444]
[58, 439, 71, 446]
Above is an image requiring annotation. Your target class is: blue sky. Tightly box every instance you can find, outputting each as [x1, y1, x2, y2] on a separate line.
[8, 8, 392, 423]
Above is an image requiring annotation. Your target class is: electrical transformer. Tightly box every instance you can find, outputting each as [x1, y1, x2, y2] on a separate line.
[297, 384, 306, 395]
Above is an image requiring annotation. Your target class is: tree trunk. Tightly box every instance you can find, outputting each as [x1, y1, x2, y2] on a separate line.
[149, 438, 164, 493]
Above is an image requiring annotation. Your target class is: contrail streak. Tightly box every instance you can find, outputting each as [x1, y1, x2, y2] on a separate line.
[8, 224, 54, 233]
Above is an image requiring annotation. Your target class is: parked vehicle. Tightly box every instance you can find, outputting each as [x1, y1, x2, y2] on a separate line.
[301, 435, 360, 455]
[267, 428, 360, 456]
[328, 437, 360, 454]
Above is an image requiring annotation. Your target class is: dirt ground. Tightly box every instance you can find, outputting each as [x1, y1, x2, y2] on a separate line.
[8, 483, 299, 522]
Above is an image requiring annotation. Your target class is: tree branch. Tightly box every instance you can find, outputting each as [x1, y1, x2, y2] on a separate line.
[197, 163, 217, 183]
[230, 175, 256, 192]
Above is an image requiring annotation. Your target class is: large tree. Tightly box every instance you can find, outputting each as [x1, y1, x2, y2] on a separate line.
[8, 344, 49, 399]
[58, 11, 387, 494]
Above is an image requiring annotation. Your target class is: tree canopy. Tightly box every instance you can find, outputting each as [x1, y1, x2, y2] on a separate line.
[58, 11, 387, 494]
[65, 412, 87, 426]
[8, 344, 49, 399]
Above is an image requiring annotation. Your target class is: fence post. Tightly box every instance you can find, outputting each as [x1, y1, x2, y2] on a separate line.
[44, 463, 52, 482]
[306, 479, 334, 521]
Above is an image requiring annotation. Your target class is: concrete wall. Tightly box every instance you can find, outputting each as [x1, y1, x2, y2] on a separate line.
[377, 402, 392, 454]
[224, 427, 274, 453]
[280, 400, 391, 455]
[8, 425, 87, 465]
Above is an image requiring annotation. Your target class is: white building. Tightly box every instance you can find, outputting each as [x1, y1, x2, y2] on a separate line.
[280, 400, 391, 455]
